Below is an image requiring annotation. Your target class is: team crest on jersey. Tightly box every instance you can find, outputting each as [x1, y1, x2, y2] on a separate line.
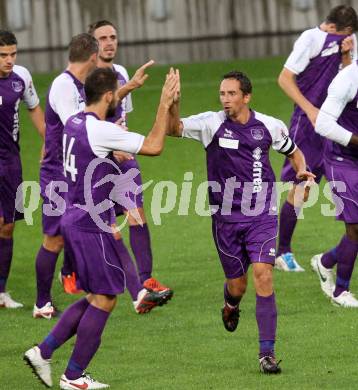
[12, 81, 23, 93]
[223, 128, 234, 138]
[251, 128, 264, 140]
[252, 147, 262, 161]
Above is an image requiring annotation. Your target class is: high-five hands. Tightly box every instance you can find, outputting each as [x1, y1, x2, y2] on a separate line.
[160, 67, 180, 108]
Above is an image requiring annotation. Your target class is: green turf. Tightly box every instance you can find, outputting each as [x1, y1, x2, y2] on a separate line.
[1, 57, 354, 390]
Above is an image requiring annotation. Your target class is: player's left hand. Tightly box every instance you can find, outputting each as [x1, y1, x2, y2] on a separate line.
[341, 36, 354, 54]
[129, 60, 155, 89]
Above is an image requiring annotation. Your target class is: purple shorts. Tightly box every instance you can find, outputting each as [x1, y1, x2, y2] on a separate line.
[40, 169, 67, 236]
[0, 157, 24, 223]
[324, 161, 358, 223]
[281, 114, 325, 184]
[212, 216, 278, 279]
[113, 158, 144, 216]
[62, 224, 126, 295]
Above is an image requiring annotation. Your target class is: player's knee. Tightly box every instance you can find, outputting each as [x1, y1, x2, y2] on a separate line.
[253, 267, 273, 289]
[227, 278, 247, 297]
[43, 235, 64, 253]
[0, 222, 15, 239]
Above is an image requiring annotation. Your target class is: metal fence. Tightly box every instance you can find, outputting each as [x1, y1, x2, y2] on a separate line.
[0, 0, 356, 72]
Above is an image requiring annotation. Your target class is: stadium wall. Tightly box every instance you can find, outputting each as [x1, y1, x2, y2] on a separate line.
[0, 0, 357, 72]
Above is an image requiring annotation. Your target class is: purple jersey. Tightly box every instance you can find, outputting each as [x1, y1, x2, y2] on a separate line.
[41, 71, 85, 180]
[182, 110, 296, 222]
[285, 28, 357, 117]
[0, 65, 39, 160]
[106, 64, 133, 124]
[61, 111, 144, 233]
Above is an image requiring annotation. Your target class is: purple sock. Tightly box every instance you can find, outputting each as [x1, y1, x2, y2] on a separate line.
[256, 293, 277, 359]
[0, 238, 13, 293]
[61, 249, 73, 276]
[321, 247, 338, 269]
[65, 304, 110, 380]
[333, 236, 358, 297]
[129, 224, 153, 283]
[39, 298, 89, 359]
[277, 201, 299, 256]
[224, 283, 242, 307]
[35, 246, 59, 307]
[117, 239, 141, 300]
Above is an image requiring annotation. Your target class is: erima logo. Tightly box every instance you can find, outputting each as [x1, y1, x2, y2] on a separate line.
[321, 42, 339, 57]
[252, 147, 262, 193]
[72, 117, 83, 124]
[269, 248, 276, 257]
[223, 128, 233, 138]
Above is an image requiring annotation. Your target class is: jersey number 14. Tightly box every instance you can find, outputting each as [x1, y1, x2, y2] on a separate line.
[63, 134, 78, 182]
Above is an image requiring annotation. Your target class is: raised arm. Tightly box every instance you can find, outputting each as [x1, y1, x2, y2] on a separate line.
[167, 68, 183, 137]
[138, 68, 179, 155]
[117, 60, 155, 101]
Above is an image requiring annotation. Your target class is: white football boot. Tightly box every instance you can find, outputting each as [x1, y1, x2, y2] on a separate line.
[275, 252, 304, 272]
[33, 302, 55, 319]
[24, 346, 52, 387]
[0, 292, 23, 308]
[60, 373, 109, 389]
[310, 254, 335, 298]
[331, 291, 358, 308]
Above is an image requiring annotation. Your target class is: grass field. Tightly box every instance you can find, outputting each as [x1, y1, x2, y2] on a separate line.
[1, 57, 355, 390]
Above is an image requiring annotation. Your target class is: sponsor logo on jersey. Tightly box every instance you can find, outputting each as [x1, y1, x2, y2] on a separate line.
[252, 147, 263, 193]
[251, 128, 264, 140]
[253, 147, 262, 161]
[12, 81, 23, 93]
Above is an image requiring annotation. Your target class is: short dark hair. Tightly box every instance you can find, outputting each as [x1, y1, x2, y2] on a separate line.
[326, 5, 358, 32]
[85, 68, 118, 105]
[88, 20, 117, 35]
[0, 30, 17, 46]
[68, 33, 98, 63]
[222, 71, 252, 95]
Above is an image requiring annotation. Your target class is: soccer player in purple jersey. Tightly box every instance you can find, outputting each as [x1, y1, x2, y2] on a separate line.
[312, 61, 358, 307]
[275, 5, 358, 271]
[24, 66, 179, 389]
[0, 30, 45, 308]
[167, 70, 315, 373]
[33, 33, 99, 319]
[89, 20, 173, 301]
